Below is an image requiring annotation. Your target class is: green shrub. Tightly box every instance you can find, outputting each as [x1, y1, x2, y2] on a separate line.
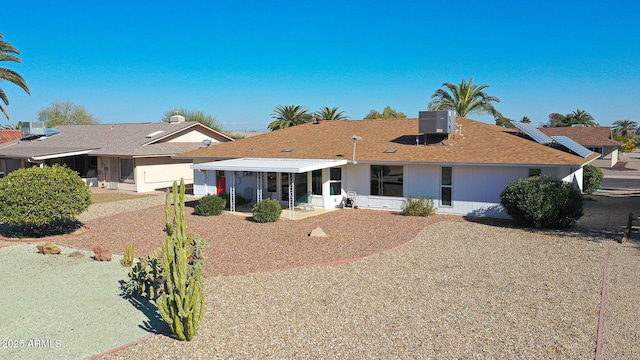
[0, 165, 92, 236]
[500, 175, 583, 229]
[193, 194, 226, 216]
[402, 196, 436, 216]
[582, 164, 604, 194]
[122, 225, 207, 301]
[252, 199, 282, 223]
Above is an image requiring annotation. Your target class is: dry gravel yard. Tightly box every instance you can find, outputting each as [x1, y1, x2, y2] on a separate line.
[3, 190, 639, 358]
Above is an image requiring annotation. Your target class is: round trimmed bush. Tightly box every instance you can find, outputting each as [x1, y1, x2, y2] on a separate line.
[193, 194, 226, 216]
[582, 164, 604, 194]
[251, 199, 282, 223]
[500, 175, 583, 229]
[0, 165, 92, 235]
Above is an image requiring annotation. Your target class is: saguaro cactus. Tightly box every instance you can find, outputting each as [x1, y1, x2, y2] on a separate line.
[157, 179, 205, 341]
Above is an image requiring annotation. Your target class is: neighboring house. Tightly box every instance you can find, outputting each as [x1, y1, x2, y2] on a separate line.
[0, 130, 22, 144]
[539, 126, 623, 167]
[0, 116, 233, 192]
[178, 114, 598, 218]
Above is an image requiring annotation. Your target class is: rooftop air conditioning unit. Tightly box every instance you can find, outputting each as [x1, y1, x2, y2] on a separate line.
[418, 110, 457, 134]
[21, 122, 46, 136]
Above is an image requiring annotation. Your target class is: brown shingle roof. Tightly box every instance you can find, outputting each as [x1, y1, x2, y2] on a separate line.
[180, 118, 598, 166]
[0, 122, 231, 159]
[539, 126, 623, 147]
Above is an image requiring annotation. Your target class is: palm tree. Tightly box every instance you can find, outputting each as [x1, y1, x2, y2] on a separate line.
[495, 116, 514, 128]
[612, 119, 638, 136]
[0, 32, 30, 123]
[267, 105, 313, 131]
[314, 106, 349, 120]
[564, 109, 596, 127]
[427, 78, 501, 119]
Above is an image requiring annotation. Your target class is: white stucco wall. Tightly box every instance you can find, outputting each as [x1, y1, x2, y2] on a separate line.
[134, 157, 194, 192]
[166, 128, 225, 143]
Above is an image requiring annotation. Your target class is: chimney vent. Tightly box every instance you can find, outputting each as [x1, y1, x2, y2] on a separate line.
[170, 115, 186, 123]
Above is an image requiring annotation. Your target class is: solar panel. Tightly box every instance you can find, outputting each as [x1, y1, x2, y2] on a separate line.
[512, 122, 553, 144]
[551, 136, 593, 158]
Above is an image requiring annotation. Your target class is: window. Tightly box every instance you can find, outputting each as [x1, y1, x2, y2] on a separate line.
[329, 167, 342, 195]
[281, 173, 289, 201]
[441, 167, 452, 206]
[119, 158, 134, 182]
[311, 169, 322, 195]
[294, 173, 307, 198]
[266, 172, 277, 193]
[371, 165, 403, 196]
[528, 168, 542, 177]
[587, 147, 604, 158]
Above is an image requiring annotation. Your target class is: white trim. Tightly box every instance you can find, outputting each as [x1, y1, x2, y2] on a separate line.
[192, 158, 348, 173]
[30, 149, 94, 161]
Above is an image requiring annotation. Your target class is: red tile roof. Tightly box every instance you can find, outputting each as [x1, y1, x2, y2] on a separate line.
[0, 130, 22, 144]
[179, 118, 599, 166]
[539, 126, 623, 147]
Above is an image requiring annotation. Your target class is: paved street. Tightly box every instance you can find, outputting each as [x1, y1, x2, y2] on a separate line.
[600, 150, 640, 191]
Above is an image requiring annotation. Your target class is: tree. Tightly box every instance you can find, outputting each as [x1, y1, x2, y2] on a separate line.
[612, 119, 638, 137]
[314, 106, 349, 120]
[612, 134, 637, 153]
[38, 100, 99, 127]
[544, 109, 596, 127]
[565, 109, 596, 127]
[0, 32, 30, 123]
[162, 108, 222, 132]
[543, 112, 566, 127]
[364, 106, 407, 119]
[427, 78, 501, 119]
[495, 116, 514, 128]
[1, 121, 21, 130]
[521, 116, 531, 124]
[267, 104, 313, 131]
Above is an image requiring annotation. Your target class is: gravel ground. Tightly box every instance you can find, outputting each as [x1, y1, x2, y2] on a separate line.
[2, 191, 639, 359]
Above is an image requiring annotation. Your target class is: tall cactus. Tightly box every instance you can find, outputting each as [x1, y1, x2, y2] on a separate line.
[157, 179, 205, 341]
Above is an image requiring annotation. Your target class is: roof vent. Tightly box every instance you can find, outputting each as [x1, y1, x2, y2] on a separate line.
[571, 124, 585, 127]
[419, 110, 457, 134]
[170, 115, 186, 123]
[21, 122, 46, 136]
[146, 130, 164, 138]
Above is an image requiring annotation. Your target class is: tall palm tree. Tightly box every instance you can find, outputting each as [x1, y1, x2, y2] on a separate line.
[0, 32, 30, 122]
[314, 106, 349, 120]
[267, 105, 313, 131]
[564, 108, 596, 127]
[612, 119, 638, 136]
[428, 78, 502, 119]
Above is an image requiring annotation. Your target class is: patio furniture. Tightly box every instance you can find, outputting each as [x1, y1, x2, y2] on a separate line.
[344, 191, 357, 209]
[295, 192, 314, 212]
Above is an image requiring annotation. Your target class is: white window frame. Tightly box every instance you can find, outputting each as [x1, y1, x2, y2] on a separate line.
[440, 166, 453, 207]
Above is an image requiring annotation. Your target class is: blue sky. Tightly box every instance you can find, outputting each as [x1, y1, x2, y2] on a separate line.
[2, 0, 639, 131]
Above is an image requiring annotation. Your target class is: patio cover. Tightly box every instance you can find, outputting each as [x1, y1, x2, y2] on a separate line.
[191, 158, 348, 173]
[191, 158, 348, 219]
